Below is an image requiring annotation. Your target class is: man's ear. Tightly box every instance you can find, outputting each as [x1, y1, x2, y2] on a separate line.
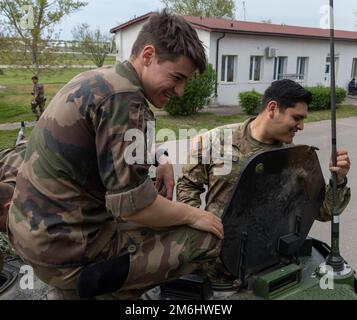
[267, 100, 278, 118]
[4, 202, 11, 211]
[141, 45, 155, 67]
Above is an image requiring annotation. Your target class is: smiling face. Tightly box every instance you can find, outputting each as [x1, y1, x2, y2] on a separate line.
[268, 101, 308, 144]
[138, 46, 196, 108]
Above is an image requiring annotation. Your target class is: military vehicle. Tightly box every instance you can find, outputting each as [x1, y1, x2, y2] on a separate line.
[142, 145, 357, 300]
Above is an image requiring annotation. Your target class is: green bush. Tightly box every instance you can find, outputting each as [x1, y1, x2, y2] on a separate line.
[164, 64, 216, 116]
[306, 86, 347, 110]
[239, 90, 262, 115]
[335, 87, 347, 104]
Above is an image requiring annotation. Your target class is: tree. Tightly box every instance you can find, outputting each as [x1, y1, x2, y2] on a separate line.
[0, 24, 14, 66]
[71, 23, 111, 67]
[0, 0, 87, 75]
[161, 0, 236, 19]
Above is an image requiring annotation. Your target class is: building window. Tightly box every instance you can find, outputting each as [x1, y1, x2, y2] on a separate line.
[221, 55, 237, 82]
[273, 57, 288, 80]
[352, 58, 357, 78]
[296, 57, 308, 80]
[249, 56, 263, 81]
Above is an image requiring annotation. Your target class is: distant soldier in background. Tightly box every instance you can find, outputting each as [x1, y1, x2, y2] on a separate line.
[31, 76, 46, 120]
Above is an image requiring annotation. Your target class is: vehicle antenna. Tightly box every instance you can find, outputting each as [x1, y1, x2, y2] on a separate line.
[325, 0, 344, 272]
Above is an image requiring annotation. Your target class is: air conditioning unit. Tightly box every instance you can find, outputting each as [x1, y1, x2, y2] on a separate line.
[265, 47, 277, 58]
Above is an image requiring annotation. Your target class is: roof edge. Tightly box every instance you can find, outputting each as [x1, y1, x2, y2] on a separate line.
[110, 12, 154, 33]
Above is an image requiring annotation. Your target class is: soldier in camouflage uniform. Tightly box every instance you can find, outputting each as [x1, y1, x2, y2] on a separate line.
[177, 79, 351, 220]
[0, 142, 27, 257]
[8, 11, 223, 300]
[31, 76, 46, 121]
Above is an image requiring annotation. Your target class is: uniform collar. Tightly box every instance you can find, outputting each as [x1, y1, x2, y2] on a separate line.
[233, 117, 284, 149]
[115, 60, 143, 90]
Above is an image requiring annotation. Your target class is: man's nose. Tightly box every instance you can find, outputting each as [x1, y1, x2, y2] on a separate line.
[297, 121, 304, 131]
[174, 81, 185, 97]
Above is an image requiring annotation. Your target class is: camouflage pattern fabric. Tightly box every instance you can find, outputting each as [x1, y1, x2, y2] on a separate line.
[31, 224, 220, 299]
[32, 83, 45, 102]
[177, 118, 351, 221]
[8, 61, 220, 295]
[0, 144, 27, 256]
[0, 143, 27, 186]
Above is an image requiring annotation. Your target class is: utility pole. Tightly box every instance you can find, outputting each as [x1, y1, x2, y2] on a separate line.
[243, 1, 247, 21]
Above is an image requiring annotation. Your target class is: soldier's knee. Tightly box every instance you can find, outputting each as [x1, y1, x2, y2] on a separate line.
[180, 226, 222, 256]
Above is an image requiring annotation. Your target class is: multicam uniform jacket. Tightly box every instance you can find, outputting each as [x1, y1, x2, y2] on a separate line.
[32, 83, 45, 103]
[9, 61, 158, 268]
[177, 118, 351, 221]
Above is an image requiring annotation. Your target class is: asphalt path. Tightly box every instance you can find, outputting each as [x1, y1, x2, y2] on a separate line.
[161, 117, 357, 270]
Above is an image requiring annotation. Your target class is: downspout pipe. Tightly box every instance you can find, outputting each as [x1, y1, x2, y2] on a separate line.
[215, 33, 226, 100]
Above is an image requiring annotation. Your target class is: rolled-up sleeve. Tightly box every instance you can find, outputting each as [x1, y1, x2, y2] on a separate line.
[94, 91, 157, 219]
[105, 176, 157, 218]
[318, 184, 351, 222]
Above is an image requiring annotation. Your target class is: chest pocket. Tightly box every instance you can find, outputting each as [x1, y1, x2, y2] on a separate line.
[209, 146, 242, 178]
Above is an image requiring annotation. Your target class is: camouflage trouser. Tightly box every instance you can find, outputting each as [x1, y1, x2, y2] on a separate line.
[30, 224, 221, 299]
[31, 99, 45, 120]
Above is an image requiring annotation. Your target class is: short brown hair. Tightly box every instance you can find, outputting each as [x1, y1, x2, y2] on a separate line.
[131, 10, 207, 74]
[0, 182, 14, 216]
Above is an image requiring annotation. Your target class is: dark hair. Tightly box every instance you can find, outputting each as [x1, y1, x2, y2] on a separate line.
[0, 182, 14, 216]
[32, 76, 38, 80]
[131, 10, 206, 74]
[261, 79, 312, 112]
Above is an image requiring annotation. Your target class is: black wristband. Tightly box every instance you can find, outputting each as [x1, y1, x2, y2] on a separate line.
[329, 176, 348, 189]
[154, 149, 169, 167]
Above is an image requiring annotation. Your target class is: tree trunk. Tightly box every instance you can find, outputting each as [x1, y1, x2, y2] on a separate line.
[31, 39, 40, 76]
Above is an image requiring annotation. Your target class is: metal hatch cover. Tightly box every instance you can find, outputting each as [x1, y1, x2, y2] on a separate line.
[220, 145, 325, 279]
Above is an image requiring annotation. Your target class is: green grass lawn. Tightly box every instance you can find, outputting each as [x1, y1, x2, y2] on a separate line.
[1, 68, 357, 147]
[1, 105, 356, 148]
[0, 67, 98, 123]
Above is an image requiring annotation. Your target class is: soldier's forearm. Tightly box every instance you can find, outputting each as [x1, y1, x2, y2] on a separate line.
[123, 195, 198, 228]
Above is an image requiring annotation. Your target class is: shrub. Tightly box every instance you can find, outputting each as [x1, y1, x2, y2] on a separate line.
[306, 86, 347, 110]
[335, 87, 347, 104]
[164, 64, 216, 116]
[239, 90, 262, 115]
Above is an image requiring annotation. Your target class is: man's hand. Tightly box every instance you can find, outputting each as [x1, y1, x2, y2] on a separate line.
[187, 208, 224, 240]
[329, 150, 351, 184]
[156, 155, 175, 200]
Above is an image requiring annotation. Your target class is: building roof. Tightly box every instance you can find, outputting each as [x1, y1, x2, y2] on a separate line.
[110, 12, 357, 42]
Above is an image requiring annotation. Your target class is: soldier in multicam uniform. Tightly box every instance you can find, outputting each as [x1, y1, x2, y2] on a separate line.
[177, 79, 351, 221]
[31, 76, 46, 121]
[177, 80, 351, 283]
[8, 10, 224, 300]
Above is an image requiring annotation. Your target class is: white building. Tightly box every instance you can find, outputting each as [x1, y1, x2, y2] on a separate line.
[110, 13, 357, 106]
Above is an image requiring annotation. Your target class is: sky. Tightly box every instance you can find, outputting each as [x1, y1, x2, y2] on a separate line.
[56, 0, 357, 40]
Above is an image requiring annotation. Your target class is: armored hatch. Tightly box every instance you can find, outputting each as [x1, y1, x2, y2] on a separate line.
[221, 145, 326, 280]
